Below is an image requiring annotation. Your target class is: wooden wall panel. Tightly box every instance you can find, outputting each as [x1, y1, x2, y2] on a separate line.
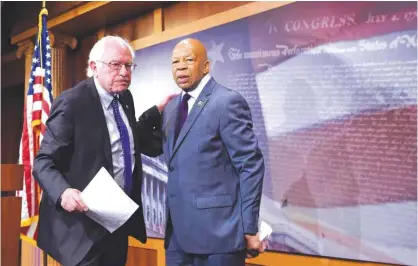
[1, 164, 23, 191]
[73, 34, 98, 85]
[65, 45, 77, 91]
[2, 2, 85, 54]
[1, 58, 25, 89]
[104, 20, 136, 42]
[163, 1, 249, 30]
[1, 197, 22, 266]
[126, 246, 157, 266]
[133, 11, 154, 39]
[101, 10, 155, 42]
[1, 84, 24, 164]
[130, 2, 291, 51]
[8, 1, 86, 37]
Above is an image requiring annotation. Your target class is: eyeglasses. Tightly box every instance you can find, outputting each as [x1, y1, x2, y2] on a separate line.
[97, 60, 137, 71]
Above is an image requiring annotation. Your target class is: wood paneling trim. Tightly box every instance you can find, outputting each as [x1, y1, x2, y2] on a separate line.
[126, 246, 157, 266]
[163, 1, 248, 30]
[129, 237, 165, 266]
[1, 164, 23, 191]
[11, 1, 110, 45]
[131, 1, 293, 50]
[153, 8, 163, 33]
[1, 197, 22, 266]
[133, 11, 154, 40]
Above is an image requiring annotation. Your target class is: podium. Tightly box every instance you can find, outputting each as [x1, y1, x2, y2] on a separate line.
[1, 164, 23, 266]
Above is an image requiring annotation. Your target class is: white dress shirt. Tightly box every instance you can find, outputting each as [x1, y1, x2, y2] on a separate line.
[181, 74, 211, 114]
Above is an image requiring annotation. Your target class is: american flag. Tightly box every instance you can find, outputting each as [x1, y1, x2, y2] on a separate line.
[18, 7, 53, 240]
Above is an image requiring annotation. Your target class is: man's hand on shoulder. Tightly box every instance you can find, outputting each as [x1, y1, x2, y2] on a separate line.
[245, 233, 267, 258]
[156, 93, 178, 113]
[60, 188, 88, 213]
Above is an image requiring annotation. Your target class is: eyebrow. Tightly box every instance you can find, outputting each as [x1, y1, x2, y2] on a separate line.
[172, 51, 197, 60]
[107, 60, 133, 63]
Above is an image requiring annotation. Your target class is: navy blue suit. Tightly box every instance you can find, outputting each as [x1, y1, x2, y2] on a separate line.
[162, 78, 265, 265]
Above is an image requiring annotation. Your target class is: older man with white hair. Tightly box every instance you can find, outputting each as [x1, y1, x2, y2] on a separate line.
[33, 36, 174, 266]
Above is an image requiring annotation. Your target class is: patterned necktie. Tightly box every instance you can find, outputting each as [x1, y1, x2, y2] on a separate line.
[174, 93, 191, 144]
[111, 96, 132, 193]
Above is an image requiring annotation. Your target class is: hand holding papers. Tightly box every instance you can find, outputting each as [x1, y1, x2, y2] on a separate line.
[80, 167, 139, 233]
[259, 221, 273, 241]
[246, 221, 272, 258]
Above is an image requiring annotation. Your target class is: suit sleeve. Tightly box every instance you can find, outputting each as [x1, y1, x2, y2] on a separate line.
[220, 92, 265, 235]
[33, 94, 72, 208]
[136, 105, 163, 157]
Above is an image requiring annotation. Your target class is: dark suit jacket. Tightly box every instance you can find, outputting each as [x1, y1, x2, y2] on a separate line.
[33, 78, 162, 266]
[162, 78, 265, 254]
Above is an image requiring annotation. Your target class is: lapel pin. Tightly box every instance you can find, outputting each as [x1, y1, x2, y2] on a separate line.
[126, 105, 129, 109]
[197, 100, 204, 107]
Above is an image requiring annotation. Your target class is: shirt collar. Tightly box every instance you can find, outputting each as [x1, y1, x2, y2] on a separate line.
[182, 74, 211, 99]
[94, 78, 115, 110]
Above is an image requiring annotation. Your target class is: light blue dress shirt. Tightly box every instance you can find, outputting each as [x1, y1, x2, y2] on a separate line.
[94, 78, 135, 190]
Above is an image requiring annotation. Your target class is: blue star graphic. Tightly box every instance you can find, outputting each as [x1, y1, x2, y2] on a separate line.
[207, 41, 225, 68]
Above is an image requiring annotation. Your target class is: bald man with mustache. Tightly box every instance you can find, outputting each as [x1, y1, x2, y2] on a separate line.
[161, 38, 266, 266]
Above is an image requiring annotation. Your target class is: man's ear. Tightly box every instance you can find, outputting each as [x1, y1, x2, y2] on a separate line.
[89, 61, 97, 76]
[203, 60, 210, 75]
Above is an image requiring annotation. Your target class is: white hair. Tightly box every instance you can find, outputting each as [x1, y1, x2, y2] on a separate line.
[86, 35, 135, 77]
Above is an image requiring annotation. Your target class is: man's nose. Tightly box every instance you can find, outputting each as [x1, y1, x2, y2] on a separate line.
[119, 64, 130, 75]
[176, 62, 187, 70]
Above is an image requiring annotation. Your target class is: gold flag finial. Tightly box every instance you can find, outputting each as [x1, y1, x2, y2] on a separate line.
[40, 1, 48, 16]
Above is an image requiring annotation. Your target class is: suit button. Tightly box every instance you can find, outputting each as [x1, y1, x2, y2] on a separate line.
[169, 166, 174, 172]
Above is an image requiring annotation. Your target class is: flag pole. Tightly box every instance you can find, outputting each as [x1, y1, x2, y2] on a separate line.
[41, 1, 49, 265]
[41, 2, 47, 264]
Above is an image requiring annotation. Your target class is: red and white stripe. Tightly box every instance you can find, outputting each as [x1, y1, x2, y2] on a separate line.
[19, 67, 52, 239]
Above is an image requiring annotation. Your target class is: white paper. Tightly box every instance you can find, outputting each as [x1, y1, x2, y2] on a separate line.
[259, 221, 273, 241]
[80, 167, 139, 233]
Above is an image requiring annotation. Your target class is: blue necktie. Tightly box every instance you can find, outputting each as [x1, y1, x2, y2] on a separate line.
[112, 96, 132, 193]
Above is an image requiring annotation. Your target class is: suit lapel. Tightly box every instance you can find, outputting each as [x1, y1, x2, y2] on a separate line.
[87, 80, 113, 175]
[170, 78, 216, 163]
[166, 95, 181, 158]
